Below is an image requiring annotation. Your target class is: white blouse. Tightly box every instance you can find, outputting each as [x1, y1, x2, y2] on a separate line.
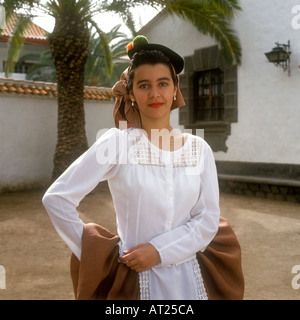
[42, 127, 220, 300]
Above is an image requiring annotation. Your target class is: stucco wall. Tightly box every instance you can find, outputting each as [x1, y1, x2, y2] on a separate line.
[142, 0, 300, 165]
[0, 94, 114, 192]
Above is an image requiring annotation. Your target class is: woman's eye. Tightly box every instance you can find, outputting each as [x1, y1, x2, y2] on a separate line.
[159, 82, 168, 87]
[138, 82, 169, 89]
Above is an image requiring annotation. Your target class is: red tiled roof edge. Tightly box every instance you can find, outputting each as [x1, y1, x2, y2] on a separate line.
[0, 78, 114, 101]
[1, 14, 49, 45]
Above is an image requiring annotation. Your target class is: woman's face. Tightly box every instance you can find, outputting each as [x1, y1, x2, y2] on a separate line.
[129, 63, 177, 124]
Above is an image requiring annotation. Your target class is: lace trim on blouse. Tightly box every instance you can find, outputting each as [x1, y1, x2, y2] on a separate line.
[139, 270, 151, 300]
[128, 131, 203, 168]
[192, 257, 208, 300]
[138, 258, 207, 300]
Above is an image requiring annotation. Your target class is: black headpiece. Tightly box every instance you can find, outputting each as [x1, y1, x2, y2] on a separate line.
[127, 35, 184, 74]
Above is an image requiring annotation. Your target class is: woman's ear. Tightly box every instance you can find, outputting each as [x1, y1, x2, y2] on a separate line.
[129, 91, 135, 101]
[129, 92, 136, 107]
[174, 88, 178, 100]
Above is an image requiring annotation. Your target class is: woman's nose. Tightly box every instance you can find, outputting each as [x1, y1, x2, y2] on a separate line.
[149, 86, 160, 98]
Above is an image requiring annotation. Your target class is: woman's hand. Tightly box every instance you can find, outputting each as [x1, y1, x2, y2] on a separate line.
[119, 243, 161, 272]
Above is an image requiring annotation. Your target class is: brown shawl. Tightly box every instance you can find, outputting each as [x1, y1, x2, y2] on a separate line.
[70, 217, 244, 300]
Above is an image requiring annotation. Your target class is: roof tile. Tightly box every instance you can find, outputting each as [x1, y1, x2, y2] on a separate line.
[1, 14, 49, 45]
[0, 78, 114, 101]
[2, 14, 47, 39]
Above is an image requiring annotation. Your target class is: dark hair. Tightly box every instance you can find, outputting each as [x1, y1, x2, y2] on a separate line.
[126, 50, 178, 93]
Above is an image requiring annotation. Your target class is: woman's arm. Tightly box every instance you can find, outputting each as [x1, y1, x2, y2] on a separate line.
[42, 129, 120, 260]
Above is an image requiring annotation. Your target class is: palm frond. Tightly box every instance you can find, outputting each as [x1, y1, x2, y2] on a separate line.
[84, 24, 130, 85]
[104, 0, 242, 64]
[111, 38, 130, 58]
[45, 0, 92, 20]
[88, 19, 113, 77]
[0, 0, 39, 16]
[26, 64, 56, 82]
[124, 10, 137, 37]
[5, 14, 32, 76]
[17, 52, 42, 64]
[162, 0, 242, 64]
[17, 49, 56, 82]
[206, 0, 242, 17]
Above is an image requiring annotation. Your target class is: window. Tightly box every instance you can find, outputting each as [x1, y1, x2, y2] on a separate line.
[179, 46, 238, 152]
[3, 61, 34, 74]
[14, 62, 34, 74]
[194, 69, 224, 121]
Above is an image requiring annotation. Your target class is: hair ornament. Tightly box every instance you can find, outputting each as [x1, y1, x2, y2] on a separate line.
[126, 35, 149, 53]
[126, 35, 184, 74]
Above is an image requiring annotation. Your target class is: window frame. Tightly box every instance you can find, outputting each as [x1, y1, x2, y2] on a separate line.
[3, 60, 35, 75]
[179, 46, 238, 152]
[194, 68, 224, 122]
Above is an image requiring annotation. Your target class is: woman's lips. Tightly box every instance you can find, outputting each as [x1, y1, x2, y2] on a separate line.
[148, 102, 163, 108]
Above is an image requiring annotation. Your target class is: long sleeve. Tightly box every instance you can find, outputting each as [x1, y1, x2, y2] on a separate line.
[42, 128, 121, 260]
[149, 143, 220, 267]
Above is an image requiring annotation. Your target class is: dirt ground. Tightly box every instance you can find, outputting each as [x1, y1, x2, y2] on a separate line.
[0, 184, 300, 300]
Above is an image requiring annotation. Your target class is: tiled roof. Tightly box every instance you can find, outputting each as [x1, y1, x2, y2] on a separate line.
[0, 78, 114, 101]
[0, 14, 49, 45]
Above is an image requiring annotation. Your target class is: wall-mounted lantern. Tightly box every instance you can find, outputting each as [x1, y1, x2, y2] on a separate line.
[265, 41, 291, 76]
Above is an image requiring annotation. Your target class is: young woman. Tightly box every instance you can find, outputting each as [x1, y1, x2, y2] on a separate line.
[43, 36, 227, 300]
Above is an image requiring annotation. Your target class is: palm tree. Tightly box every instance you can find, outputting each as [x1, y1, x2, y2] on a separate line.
[1, 0, 242, 180]
[1, 0, 114, 180]
[18, 25, 130, 88]
[46, 0, 108, 180]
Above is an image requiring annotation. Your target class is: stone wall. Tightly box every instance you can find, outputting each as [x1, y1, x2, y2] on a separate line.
[219, 179, 300, 203]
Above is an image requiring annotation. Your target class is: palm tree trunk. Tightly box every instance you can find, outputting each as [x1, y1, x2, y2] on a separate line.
[49, 12, 90, 180]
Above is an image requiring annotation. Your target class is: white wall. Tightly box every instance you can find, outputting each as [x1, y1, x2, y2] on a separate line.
[219, 0, 300, 164]
[142, 0, 300, 165]
[0, 94, 114, 192]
